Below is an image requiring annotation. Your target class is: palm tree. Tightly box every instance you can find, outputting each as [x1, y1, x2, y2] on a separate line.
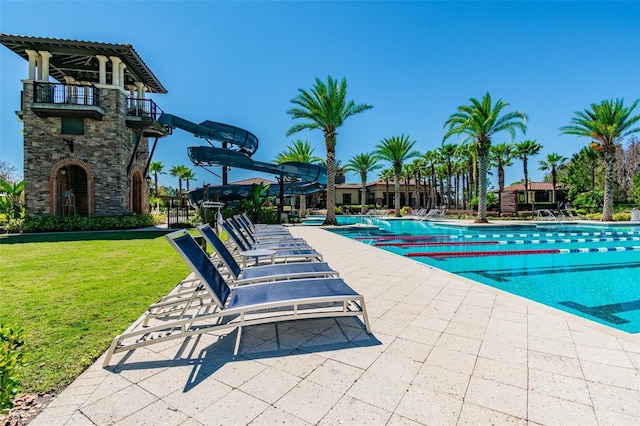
[345, 152, 381, 214]
[286, 76, 373, 225]
[538, 152, 568, 204]
[169, 165, 186, 195]
[490, 143, 515, 215]
[375, 135, 420, 217]
[410, 157, 426, 208]
[182, 167, 196, 192]
[148, 161, 165, 196]
[378, 168, 394, 208]
[275, 139, 323, 217]
[401, 164, 412, 208]
[443, 92, 528, 223]
[560, 98, 640, 221]
[515, 140, 542, 204]
[423, 150, 440, 209]
[438, 143, 458, 209]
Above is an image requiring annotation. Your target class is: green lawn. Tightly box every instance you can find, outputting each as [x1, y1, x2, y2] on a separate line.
[0, 231, 191, 393]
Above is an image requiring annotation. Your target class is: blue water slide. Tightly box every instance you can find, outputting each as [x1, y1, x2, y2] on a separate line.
[187, 146, 327, 185]
[158, 113, 259, 156]
[188, 181, 326, 204]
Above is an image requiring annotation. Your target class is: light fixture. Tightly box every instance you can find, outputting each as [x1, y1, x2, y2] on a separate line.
[63, 138, 74, 153]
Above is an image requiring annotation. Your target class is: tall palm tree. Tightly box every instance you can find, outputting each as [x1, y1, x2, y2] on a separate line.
[275, 139, 323, 217]
[148, 161, 165, 196]
[538, 152, 568, 204]
[182, 167, 196, 192]
[423, 150, 440, 209]
[276, 139, 323, 164]
[375, 135, 420, 217]
[378, 168, 394, 208]
[560, 98, 640, 221]
[438, 143, 458, 209]
[410, 157, 426, 208]
[443, 92, 528, 223]
[515, 140, 542, 204]
[490, 143, 515, 214]
[345, 152, 381, 214]
[286, 76, 373, 225]
[169, 165, 186, 195]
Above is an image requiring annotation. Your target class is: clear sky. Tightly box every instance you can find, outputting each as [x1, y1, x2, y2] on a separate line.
[1, 0, 639, 190]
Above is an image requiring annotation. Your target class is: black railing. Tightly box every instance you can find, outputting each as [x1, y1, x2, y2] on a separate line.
[34, 82, 100, 106]
[126, 98, 163, 120]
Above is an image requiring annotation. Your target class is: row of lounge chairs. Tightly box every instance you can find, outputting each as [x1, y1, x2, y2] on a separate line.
[536, 209, 583, 221]
[416, 208, 447, 220]
[102, 213, 371, 367]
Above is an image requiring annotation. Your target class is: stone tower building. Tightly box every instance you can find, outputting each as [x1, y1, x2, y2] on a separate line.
[0, 34, 169, 217]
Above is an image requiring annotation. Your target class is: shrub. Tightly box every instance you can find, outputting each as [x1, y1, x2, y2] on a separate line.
[18, 214, 157, 233]
[573, 190, 604, 210]
[0, 324, 25, 412]
[400, 206, 413, 216]
[612, 212, 631, 221]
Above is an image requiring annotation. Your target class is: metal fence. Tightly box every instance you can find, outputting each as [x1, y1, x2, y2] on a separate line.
[34, 82, 99, 106]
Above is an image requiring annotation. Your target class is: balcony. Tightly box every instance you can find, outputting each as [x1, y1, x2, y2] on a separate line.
[30, 82, 104, 120]
[126, 98, 171, 138]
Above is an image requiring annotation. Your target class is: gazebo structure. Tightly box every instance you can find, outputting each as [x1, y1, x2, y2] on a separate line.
[0, 34, 169, 217]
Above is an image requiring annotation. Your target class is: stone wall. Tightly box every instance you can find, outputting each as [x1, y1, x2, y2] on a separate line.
[22, 82, 149, 216]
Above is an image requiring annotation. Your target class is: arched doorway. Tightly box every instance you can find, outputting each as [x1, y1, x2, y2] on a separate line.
[57, 165, 89, 216]
[131, 171, 143, 215]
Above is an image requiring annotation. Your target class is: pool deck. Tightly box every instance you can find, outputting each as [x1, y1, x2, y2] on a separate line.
[30, 224, 640, 425]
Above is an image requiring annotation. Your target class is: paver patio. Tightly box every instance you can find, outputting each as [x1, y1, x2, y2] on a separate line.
[29, 224, 640, 425]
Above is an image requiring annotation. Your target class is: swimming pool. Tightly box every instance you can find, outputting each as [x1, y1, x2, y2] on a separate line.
[330, 216, 640, 333]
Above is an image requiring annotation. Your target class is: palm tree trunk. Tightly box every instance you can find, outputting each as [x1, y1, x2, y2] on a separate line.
[551, 168, 557, 204]
[476, 150, 489, 223]
[153, 173, 158, 196]
[361, 177, 366, 215]
[523, 157, 529, 204]
[385, 179, 390, 208]
[299, 195, 306, 218]
[602, 150, 615, 221]
[325, 141, 338, 225]
[498, 163, 504, 216]
[394, 171, 401, 216]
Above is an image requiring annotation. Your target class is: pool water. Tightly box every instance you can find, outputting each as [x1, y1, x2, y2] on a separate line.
[330, 216, 640, 333]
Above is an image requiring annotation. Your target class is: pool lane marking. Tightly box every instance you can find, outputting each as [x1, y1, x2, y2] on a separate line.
[357, 230, 640, 243]
[406, 245, 640, 258]
[377, 236, 640, 247]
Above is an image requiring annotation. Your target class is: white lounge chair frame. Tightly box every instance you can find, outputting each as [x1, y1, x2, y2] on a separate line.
[103, 230, 369, 367]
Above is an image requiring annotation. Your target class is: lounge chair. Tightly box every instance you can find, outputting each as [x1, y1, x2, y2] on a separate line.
[222, 222, 324, 262]
[102, 230, 370, 366]
[229, 217, 307, 245]
[198, 224, 339, 284]
[233, 215, 292, 237]
[559, 209, 582, 220]
[536, 209, 558, 221]
[224, 220, 311, 249]
[241, 212, 286, 232]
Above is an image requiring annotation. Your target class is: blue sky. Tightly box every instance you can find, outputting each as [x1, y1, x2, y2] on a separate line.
[1, 0, 639, 190]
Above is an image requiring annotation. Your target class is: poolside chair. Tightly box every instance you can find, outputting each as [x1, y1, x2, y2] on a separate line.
[536, 209, 558, 221]
[102, 230, 370, 366]
[560, 209, 582, 220]
[198, 224, 339, 284]
[229, 216, 307, 244]
[233, 215, 292, 237]
[222, 222, 324, 262]
[242, 212, 286, 232]
[224, 220, 311, 250]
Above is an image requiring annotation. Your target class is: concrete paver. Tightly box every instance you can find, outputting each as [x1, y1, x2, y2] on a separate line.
[29, 225, 640, 425]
